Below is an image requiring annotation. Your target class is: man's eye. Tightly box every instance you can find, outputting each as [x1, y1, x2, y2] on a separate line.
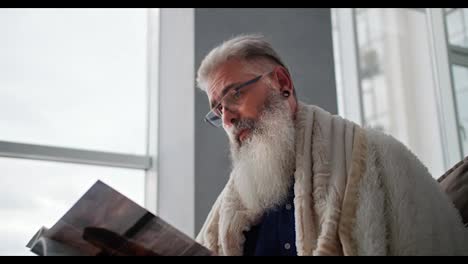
[216, 104, 223, 114]
[233, 89, 242, 100]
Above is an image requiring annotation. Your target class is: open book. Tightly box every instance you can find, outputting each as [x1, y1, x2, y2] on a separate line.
[26, 180, 213, 256]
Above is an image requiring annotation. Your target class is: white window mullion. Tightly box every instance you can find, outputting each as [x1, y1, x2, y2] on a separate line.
[145, 8, 160, 215]
[333, 8, 364, 126]
[0, 140, 151, 170]
[156, 8, 195, 238]
[426, 8, 463, 168]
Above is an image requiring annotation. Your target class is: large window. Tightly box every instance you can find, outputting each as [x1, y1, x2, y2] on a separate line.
[0, 8, 148, 154]
[451, 65, 468, 155]
[332, 8, 465, 177]
[334, 8, 445, 176]
[445, 8, 468, 157]
[0, 8, 158, 255]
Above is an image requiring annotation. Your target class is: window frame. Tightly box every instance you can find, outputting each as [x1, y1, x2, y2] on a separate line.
[0, 8, 160, 213]
[332, 8, 464, 170]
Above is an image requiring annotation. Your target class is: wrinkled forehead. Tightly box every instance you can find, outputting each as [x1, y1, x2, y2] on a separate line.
[206, 59, 247, 102]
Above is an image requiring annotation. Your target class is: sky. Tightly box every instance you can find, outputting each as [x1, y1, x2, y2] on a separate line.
[0, 8, 149, 255]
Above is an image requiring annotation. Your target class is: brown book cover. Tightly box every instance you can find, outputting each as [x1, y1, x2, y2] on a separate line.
[26, 180, 213, 256]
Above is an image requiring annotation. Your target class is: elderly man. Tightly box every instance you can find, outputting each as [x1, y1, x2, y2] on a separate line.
[195, 34, 468, 256]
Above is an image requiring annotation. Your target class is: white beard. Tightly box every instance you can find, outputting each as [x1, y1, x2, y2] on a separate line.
[227, 91, 296, 213]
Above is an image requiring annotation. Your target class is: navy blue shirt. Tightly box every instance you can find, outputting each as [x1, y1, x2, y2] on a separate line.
[243, 183, 297, 256]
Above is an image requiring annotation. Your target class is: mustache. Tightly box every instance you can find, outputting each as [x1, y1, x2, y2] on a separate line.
[228, 118, 257, 136]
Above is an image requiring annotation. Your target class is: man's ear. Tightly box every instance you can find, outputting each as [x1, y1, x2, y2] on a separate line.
[273, 66, 293, 94]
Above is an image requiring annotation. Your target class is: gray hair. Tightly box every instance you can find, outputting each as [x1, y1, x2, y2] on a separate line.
[196, 34, 289, 91]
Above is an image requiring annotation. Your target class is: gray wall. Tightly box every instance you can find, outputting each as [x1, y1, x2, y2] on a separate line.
[194, 8, 337, 233]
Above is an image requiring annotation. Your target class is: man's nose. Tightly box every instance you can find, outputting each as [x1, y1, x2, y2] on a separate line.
[222, 107, 239, 128]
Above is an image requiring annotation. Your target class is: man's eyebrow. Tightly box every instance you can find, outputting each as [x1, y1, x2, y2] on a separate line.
[210, 82, 241, 109]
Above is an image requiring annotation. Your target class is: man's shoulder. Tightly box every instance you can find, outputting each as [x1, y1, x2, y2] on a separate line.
[299, 102, 423, 166]
[362, 126, 408, 152]
[361, 125, 432, 176]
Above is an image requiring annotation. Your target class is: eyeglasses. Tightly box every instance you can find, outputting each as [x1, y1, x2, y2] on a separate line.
[204, 71, 272, 127]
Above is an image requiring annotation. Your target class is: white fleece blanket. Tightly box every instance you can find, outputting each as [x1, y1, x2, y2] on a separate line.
[196, 102, 468, 256]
